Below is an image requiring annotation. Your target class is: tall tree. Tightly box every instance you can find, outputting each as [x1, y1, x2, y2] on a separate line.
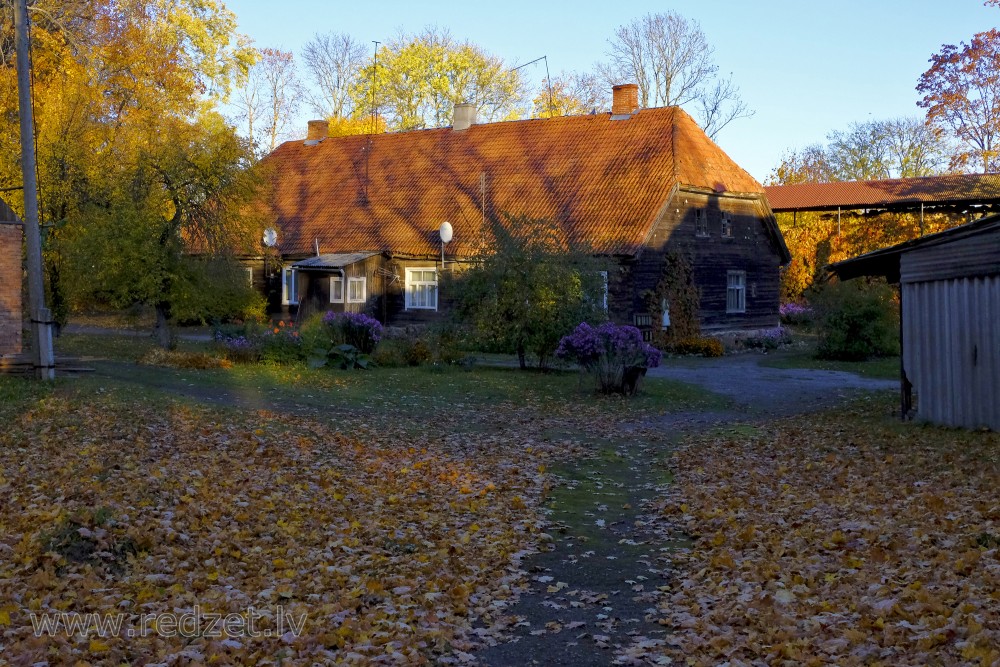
[233, 47, 302, 156]
[0, 0, 262, 344]
[597, 11, 752, 138]
[301, 31, 366, 119]
[449, 215, 608, 369]
[532, 72, 609, 118]
[353, 28, 526, 131]
[917, 26, 1000, 172]
[767, 118, 954, 185]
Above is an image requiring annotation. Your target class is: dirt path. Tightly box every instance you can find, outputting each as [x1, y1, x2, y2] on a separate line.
[475, 357, 896, 666]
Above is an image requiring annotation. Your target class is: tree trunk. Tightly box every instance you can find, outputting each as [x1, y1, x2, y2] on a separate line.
[517, 343, 527, 370]
[154, 302, 173, 349]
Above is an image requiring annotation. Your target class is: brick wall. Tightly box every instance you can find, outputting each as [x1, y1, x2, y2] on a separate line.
[0, 223, 23, 356]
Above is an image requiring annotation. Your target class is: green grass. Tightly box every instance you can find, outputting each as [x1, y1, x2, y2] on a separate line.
[0, 376, 53, 422]
[760, 326, 900, 380]
[760, 348, 900, 380]
[79, 357, 726, 420]
[55, 332, 212, 362]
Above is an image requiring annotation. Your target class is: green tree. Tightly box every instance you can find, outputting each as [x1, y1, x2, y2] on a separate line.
[449, 215, 608, 369]
[353, 28, 526, 130]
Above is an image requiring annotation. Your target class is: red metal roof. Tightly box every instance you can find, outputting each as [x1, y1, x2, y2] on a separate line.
[262, 107, 764, 257]
[765, 173, 1000, 212]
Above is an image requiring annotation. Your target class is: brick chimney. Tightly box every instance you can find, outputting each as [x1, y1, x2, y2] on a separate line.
[611, 84, 639, 117]
[453, 103, 477, 131]
[305, 119, 329, 145]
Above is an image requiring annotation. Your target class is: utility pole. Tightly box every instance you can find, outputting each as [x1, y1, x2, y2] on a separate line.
[14, 0, 54, 380]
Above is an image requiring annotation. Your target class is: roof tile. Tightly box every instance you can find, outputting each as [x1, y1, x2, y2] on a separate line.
[263, 107, 763, 257]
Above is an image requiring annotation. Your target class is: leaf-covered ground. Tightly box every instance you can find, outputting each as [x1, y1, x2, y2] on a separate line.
[0, 389, 582, 664]
[649, 398, 1000, 666]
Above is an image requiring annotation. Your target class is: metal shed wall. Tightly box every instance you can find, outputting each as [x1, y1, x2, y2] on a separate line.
[902, 275, 1000, 430]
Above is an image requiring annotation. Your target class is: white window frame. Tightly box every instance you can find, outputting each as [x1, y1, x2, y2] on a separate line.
[599, 270, 608, 312]
[281, 266, 298, 305]
[727, 270, 746, 314]
[347, 276, 367, 304]
[721, 213, 734, 238]
[330, 275, 344, 303]
[405, 267, 438, 310]
[695, 209, 708, 237]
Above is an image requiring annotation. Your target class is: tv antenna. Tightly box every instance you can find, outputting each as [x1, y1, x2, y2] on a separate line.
[511, 55, 554, 118]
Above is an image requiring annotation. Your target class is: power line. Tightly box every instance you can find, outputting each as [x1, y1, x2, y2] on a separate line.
[511, 56, 554, 118]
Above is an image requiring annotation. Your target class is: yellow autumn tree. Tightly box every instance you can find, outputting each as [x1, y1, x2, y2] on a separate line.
[0, 0, 263, 344]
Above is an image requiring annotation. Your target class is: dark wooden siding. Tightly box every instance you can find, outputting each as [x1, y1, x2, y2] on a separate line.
[631, 189, 783, 333]
[295, 255, 453, 326]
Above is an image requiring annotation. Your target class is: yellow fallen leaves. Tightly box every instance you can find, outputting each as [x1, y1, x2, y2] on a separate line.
[0, 392, 575, 664]
[651, 399, 1000, 666]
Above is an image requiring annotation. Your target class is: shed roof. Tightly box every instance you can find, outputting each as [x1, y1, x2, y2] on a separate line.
[262, 106, 767, 258]
[827, 212, 1000, 282]
[292, 252, 378, 270]
[765, 173, 1000, 212]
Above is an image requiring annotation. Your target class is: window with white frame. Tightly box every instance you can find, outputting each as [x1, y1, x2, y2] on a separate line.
[347, 276, 367, 303]
[695, 209, 708, 237]
[245, 266, 254, 287]
[721, 213, 734, 238]
[330, 275, 344, 303]
[726, 270, 746, 313]
[405, 268, 438, 310]
[281, 266, 298, 305]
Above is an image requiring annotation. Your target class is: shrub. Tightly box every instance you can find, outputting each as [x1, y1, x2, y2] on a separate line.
[256, 320, 301, 363]
[139, 348, 232, 369]
[213, 319, 301, 364]
[779, 301, 814, 326]
[556, 322, 661, 396]
[667, 337, 725, 357]
[322, 311, 382, 354]
[739, 326, 793, 351]
[810, 280, 899, 361]
[309, 343, 374, 370]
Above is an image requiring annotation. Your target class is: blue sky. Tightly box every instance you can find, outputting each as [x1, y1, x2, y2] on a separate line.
[225, 0, 997, 182]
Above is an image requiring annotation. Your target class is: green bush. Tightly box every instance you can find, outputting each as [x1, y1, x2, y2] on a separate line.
[667, 337, 725, 357]
[810, 280, 899, 361]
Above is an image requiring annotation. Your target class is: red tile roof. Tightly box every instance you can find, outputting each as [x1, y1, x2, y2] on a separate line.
[263, 107, 764, 257]
[765, 173, 1000, 212]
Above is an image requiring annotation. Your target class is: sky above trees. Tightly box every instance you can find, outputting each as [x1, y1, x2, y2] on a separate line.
[223, 0, 996, 181]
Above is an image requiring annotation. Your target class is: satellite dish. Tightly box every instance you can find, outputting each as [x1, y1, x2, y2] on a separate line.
[262, 228, 278, 247]
[439, 221, 453, 244]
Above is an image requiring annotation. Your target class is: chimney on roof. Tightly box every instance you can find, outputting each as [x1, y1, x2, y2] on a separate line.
[453, 103, 477, 131]
[611, 83, 639, 118]
[305, 119, 329, 145]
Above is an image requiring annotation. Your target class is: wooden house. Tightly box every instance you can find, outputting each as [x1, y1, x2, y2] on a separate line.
[829, 214, 1000, 430]
[256, 85, 790, 337]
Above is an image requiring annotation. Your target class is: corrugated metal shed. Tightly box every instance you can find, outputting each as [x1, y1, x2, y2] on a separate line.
[828, 215, 1000, 430]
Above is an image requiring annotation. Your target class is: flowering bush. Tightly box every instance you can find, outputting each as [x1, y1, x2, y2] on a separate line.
[667, 337, 726, 357]
[779, 301, 814, 326]
[556, 322, 661, 395]
[213, 319, 301, 364]
[740, 326, 793, 351]
[321, 311, 383, 354]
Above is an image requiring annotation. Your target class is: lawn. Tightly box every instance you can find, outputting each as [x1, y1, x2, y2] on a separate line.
[0, 341, 720, 665]
[647, 395, 1000, 666]
[759, 327, 901, 380]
